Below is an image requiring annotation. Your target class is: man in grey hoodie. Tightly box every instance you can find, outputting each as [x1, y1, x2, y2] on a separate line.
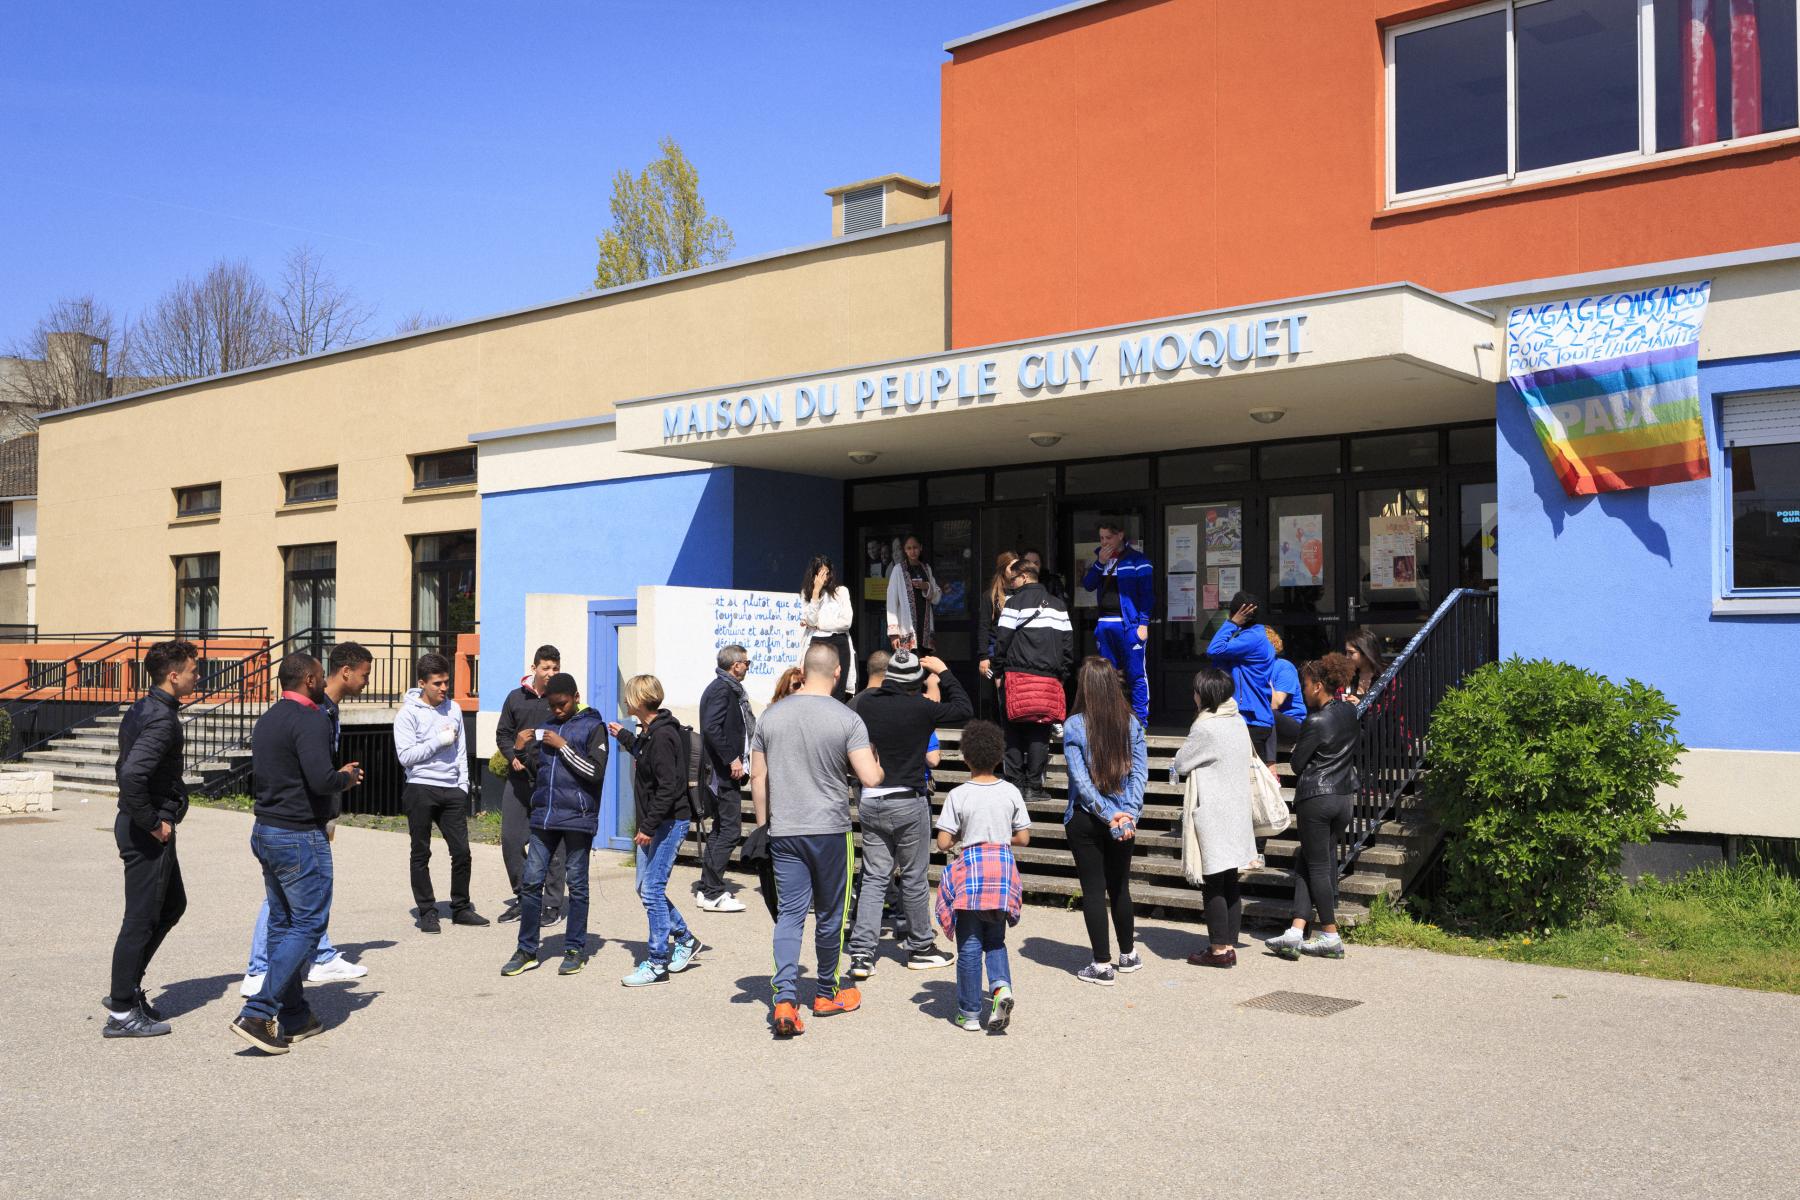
[395, 652, 487, 932]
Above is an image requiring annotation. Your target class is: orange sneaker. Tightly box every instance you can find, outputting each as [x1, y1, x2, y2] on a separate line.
[812, 986, 862, 1017]
[772, 1002, 805, 1038]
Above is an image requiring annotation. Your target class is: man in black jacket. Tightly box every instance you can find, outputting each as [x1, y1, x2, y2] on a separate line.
[102, 639, 200, 1039]
[495, 645, 565, 924]
[229, 652, 363, 1056]
[695, 643, 752, 912]
[846, 649, 970, 978]
[993, 559, 1075, 801]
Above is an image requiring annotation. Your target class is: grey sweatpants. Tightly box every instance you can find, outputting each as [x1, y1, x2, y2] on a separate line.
[849, 792, 935, 959]
[770, 832, 852, 1006]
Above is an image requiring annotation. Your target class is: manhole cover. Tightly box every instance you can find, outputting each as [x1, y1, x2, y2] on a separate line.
[1239, 990, 1363, 1018]
[0, 816, 54, 825]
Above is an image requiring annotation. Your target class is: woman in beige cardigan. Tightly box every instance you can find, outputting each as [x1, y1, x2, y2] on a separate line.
[1170, 667, 1258, 967]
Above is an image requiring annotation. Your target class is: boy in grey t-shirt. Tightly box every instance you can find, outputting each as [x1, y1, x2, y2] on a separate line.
[750, 644, 883, 1038]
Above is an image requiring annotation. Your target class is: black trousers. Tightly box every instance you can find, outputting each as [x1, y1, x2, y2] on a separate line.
[501, 771, 564, 912]
[108, 811, 186, 1010]
[1274, 712, 1304, 753]
[405, 783, 472, 913]
[1201, 868, 1242, 948]
[1292, 792, 1353, 927]
[700, 781, 743, 897]
[1248, 723, 1276, 764]
[812, 634, 852, 702]
[1004, 719, 1051, 789]
[1065, 808, 1135, 963]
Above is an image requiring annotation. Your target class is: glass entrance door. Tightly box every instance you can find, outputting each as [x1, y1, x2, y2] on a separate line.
[1063, 502, 1147, 666]
[1352, 480, 1439, 660]
[1157, 497, 1244, 714]
[1265, 488, 1341, 662]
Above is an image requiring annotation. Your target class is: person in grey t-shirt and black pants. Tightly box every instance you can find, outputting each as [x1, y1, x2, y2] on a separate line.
[751, 644, 884, 1039]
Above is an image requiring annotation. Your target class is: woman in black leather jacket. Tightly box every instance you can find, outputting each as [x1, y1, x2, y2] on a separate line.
[1266, 652, 1360, 962]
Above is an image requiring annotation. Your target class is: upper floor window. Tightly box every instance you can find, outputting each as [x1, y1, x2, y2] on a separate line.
[412, 448, 477, 490]
[176, 482, 221, 516]
[1388, 0, 1799, 202]
[283, 466, 338, 505]
[1721, 390, 1800, 595]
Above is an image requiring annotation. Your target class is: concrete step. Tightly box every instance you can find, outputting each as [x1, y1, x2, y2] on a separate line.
[54, 779, 119, 800]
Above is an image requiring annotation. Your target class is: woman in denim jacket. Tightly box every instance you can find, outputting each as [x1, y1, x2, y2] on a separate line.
[1062, 656, 1148, 986]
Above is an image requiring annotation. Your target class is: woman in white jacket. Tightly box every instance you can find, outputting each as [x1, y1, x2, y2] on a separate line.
[799, 555, 856, 701]
[1169, 667, 1258, 968]
[885, 534, 940, 652]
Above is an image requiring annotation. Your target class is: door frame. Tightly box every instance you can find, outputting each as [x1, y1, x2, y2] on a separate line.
[587, 598, 638, 852]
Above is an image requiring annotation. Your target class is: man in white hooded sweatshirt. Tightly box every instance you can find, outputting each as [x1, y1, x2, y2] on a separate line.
[395, 652, 487, 933]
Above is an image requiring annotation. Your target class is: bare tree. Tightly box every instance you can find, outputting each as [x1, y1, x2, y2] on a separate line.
[273, 243, 374, 359]
[1, 295, 133, 424]
[392, 309, 454, 335]
[131, 259, 279, 381]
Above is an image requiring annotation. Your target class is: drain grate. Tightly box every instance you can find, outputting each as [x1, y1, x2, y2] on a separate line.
[1239, 990, 1363, 1018]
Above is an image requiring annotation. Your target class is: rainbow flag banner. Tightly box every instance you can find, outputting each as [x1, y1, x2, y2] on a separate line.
[1506, 281, 1712, 496]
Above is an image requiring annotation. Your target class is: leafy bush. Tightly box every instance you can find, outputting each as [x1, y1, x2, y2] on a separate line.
[1426, 656, 1685, 932]
[488, 750, 510, 779]
[0, 706, 12, 755]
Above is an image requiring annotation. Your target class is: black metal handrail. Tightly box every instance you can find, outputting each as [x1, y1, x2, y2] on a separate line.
[1337, 588, 1498, 875]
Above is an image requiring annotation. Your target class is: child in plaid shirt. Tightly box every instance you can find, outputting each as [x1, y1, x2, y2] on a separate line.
[934, 720, 1029, 1032]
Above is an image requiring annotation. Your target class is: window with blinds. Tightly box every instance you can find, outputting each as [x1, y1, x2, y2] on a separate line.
[841, 185, 884, 234]
[1722, 389, 1800, 593]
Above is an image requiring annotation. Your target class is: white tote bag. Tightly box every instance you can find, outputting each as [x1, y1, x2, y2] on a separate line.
[1249, 757, 1291, 838]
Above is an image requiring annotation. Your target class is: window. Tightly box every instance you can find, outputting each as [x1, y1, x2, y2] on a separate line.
[1065, 459, 1150, 494]
[283, 467, 338, 504]
[284, 543, 337, 639]
[1260, 439, 1342, 479]
[412, 531, 477, 647]
[1388, 1, 1800, 201]
[1352, 431, 1441, 472]
[0, 502, 12, 549]
[176, 483, 220, 517]
[413, 448, 476, 490]
[175, 553, 220, 634]
[1721, 390, 1800, 593]
[841, 185, 885, 234]
[1160, 447, 1254, 486]
[991, 466, 1055, 500]
[851, 480, 919, 511]
[926, 473, 985, 505]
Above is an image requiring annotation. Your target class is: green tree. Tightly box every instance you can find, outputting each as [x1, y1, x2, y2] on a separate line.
[593, 137, 735, 289]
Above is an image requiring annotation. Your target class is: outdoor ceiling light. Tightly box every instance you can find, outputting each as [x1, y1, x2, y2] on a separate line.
[1028, 432, 1064, 448]
[1249, 408, 1286, 425]
[848, 450, 879, 465]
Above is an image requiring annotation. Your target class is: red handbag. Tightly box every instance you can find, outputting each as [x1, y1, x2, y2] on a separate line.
[1003, 672, 1066, 724]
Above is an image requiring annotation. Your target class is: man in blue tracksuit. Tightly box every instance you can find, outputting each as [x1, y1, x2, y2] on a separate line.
[501, 672, 609, 977]
[1081, 518, 1155, 724]
[1207, 591, 1278, 762]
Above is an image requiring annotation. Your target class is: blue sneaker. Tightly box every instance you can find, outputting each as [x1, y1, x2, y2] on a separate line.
[667, 932, 703, 974]
[621, 960, 669, 988]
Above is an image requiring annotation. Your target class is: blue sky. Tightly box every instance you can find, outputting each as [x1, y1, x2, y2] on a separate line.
[0, 1, 1049, 348]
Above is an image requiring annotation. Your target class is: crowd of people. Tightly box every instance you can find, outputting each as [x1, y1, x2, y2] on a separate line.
[99, 519, 1386, 1047]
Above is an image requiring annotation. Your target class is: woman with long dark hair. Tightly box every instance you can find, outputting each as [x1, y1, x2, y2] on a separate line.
[1342, 629, 1387, 706]
[800, 555, 855, 701]
[1266, 652, 1360, 962]
[1062, 656, 1148, 985]
[884, 535, 940, 651]
[975, 550, 1020, 719]
[1170, 667, 1257, 968]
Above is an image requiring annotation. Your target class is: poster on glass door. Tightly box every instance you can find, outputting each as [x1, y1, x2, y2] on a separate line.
[1204, 507, 1242, 566]
[1278, 514, 1324, 587]
[1369, 515, 1418, 590]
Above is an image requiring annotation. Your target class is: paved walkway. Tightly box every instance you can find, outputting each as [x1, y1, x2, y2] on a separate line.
[3, 801, 1797, 1199]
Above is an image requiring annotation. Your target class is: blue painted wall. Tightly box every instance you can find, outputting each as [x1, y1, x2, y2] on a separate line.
[1497, 350, 1800, 752]
[478, 465, 843, 712]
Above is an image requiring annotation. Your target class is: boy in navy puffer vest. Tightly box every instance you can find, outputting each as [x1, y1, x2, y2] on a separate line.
[501, 673, 609, 978]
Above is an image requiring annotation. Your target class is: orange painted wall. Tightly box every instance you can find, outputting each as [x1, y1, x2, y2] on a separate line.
[941, 0, 1800, 347]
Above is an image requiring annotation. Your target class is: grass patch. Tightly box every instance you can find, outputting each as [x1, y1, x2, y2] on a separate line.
[1348, 855, 1800, 994]
[193, 795, 504, 845]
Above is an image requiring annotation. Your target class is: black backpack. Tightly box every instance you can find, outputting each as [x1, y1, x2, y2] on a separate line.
[675, 722, 713, 848]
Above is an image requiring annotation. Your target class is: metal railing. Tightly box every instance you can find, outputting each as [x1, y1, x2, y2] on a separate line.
[1338, 588, 1499, 875]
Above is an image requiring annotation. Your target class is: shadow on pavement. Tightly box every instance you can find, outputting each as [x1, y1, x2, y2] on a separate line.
[151, 973, 240, 1019]
[908, 978, 958, 1020]
[311, 982, 381, 1028]
[1016, 935, 1087, 973]
[330, 939, 397, 963]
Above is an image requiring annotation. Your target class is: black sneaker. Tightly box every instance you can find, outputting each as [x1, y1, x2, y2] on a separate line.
[419, 908, 442, 934]
[498, 902, 522, 924]
[102, 1007, 170, 1039]
[542, 909, 564, 928]
[906, 946, 955, 970]
[135, 989, 166, 1022]
[558, 950, 584, 976]
[848, 955, 876, 980]
[452, 909, 490, 927]
[283, 1013, 325, 1043]
[501, 950, 539, 977]
[229, 1014, 290, 1055]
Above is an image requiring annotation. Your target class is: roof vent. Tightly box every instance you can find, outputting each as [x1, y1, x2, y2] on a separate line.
[840, 185, 885, 235]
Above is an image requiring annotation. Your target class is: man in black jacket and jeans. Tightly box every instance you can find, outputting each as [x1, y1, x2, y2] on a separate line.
[102, 639, 200, 1039]
[695, 643, 752, 912]
[994, 559, 1075, 801]
[846, 649, 971, 978]
[495, 645, 565, 924]
[229, 652, 363, 1056]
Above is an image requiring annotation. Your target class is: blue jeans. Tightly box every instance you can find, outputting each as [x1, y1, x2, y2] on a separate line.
[954, 910, 1011, 1017]
[246, 898, 337, 976]
[770, 832, 852, 1006]
[636, 819, 691, 966]
[519, 827, 593, 955]
[239, 825, 333, 1026]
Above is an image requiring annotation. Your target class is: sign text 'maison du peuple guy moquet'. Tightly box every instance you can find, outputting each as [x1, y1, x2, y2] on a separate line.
[660, 311, 1310, 440]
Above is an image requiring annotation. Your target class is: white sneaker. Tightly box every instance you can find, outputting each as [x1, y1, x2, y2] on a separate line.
[307, 955, 369, 982]
[1265, 926, 1304, 953]
[240, 973, 265, 998]
[709, 893, 746, 913]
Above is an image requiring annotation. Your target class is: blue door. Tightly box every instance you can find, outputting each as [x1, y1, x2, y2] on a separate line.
[588, 599, 638, 852]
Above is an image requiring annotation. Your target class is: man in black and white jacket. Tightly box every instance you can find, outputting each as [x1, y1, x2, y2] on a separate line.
[695, 644, 753, 912]
[994, 559, 1075, 801]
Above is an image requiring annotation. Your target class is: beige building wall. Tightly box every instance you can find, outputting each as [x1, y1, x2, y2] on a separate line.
[36, 221, 950, 633]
